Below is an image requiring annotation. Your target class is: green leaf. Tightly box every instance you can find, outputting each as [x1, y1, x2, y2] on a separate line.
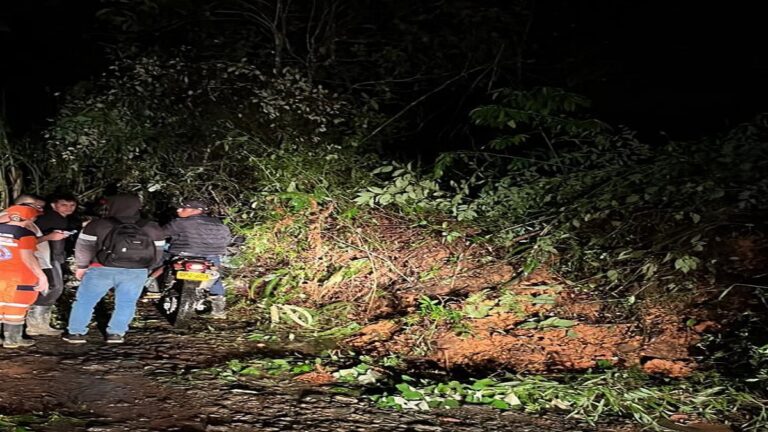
[379, 193, 393, 205]
[518, 321, 540, 329]
[402, 390, 423, 400]
[538, 317, 576, 328]
[596, 359, 614, 369]
[531, 294, 556, 305]
[442, 399, 461, 408]
[395, 383, 413, 393]
[606, 270, 619, 282]
[240, 366, 262, 376]
[490, 399, 510, 409]
[674, 255, 699, 274]
[522, 259, 539, 275]
[291, 364, 314, 374]
[471, 378, 496, 390]
[690, 212, 701, 223]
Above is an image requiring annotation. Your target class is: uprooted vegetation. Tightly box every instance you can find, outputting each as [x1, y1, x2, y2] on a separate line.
[229, 89, 768, 377]
[230, 202, 765, 375]
[223, 201, 767, 429]
[221, 90, 768, 429]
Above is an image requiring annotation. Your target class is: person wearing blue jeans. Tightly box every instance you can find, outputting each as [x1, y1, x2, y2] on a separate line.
[64, 194, 165, 344]
[67, 267, 148, 337]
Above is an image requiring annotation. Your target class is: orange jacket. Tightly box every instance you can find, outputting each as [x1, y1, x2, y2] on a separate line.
[0, 224, 39, 323]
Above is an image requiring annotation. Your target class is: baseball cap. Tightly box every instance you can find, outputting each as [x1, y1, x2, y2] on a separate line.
[179, 199, 209, 211]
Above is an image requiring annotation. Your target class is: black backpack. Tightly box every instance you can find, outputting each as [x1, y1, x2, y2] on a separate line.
[96, 218, 156, 268]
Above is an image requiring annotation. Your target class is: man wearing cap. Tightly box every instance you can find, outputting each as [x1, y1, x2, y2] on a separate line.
[0, 205, 49, 348]
[162, 199, 232, 318]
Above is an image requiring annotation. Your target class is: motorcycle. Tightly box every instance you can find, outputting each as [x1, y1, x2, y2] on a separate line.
[146, 256, 220, 329]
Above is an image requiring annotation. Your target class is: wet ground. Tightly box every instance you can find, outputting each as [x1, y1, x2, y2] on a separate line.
[0, 302, 638, 432]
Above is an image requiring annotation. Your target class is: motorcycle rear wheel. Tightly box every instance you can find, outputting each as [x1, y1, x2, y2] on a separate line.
[173, 280, 201, 329]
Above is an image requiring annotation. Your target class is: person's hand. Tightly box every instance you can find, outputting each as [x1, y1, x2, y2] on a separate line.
[34, 277, 49, 294]
[149, 267, 164, 279]
[46, 231, 69, 241]
[75, 268, 88, 280]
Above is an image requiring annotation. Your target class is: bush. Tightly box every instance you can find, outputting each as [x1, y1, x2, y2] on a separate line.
[358, 88, 768, 291]
[43, 54, 378, 212]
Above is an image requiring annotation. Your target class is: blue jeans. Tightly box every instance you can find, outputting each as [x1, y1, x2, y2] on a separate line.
[68, 267, 148, 336]
[206, 256, 225, 296]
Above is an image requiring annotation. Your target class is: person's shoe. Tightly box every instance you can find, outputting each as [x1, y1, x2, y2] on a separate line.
[62, 333, 87, 344]
[210, 295, 227, 319]
[3, 324, 35, 348]
[3, 338, 35, 348]
[26, 306, 63, 336]
[27, 326, 63, 336]
[105, 334, 125, 344]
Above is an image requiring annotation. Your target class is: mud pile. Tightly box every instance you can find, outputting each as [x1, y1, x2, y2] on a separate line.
[232, 208, 768, 378]
[345, 268, 721, 377]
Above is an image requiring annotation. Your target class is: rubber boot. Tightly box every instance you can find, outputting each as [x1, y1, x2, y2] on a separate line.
[26, 305, 63, 336]
[210, 296, 227, 319]
[3, 323, 35, 348]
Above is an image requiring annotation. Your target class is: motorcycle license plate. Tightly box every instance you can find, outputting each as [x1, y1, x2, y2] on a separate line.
[176, 271, 211, 281]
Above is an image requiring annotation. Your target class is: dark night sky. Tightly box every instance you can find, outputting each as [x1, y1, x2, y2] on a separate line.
[540, 2, 768, 139]
[1, 1, 767, 140]
[0, 1, 101, 133]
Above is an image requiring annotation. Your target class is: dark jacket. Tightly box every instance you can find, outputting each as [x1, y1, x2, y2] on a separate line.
[163, 214, 231, 257]
[35, 210, 80, 263]
[74, 194, 165, 269]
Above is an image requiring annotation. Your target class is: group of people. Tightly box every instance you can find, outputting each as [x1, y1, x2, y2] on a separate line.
[0, 193, 232, 347]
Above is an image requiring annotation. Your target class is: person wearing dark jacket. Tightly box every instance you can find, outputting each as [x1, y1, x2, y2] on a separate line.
[63, 194, 165, 344]
[163, 199, 231, 318]
[33, 193, 79, 333]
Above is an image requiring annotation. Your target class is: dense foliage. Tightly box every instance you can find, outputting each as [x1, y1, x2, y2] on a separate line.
[360, 88, 768, 291]
[42, 55, 375, 211]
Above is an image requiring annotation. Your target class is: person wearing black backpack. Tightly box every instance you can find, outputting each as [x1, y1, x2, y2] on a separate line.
[63, 194, 165, 344]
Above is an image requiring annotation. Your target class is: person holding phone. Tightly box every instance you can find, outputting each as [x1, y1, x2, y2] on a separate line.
[33, 193, 80, 334]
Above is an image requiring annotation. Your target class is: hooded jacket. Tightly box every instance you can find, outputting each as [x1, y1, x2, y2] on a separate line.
[74, 194, 165, 269]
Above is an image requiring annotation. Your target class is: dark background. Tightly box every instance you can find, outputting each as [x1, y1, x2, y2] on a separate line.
[2, 1, 766, 142]
[532, 2, 768, 139]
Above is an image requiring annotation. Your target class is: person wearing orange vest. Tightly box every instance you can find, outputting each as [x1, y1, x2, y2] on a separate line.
[0, 204, 49, 348]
